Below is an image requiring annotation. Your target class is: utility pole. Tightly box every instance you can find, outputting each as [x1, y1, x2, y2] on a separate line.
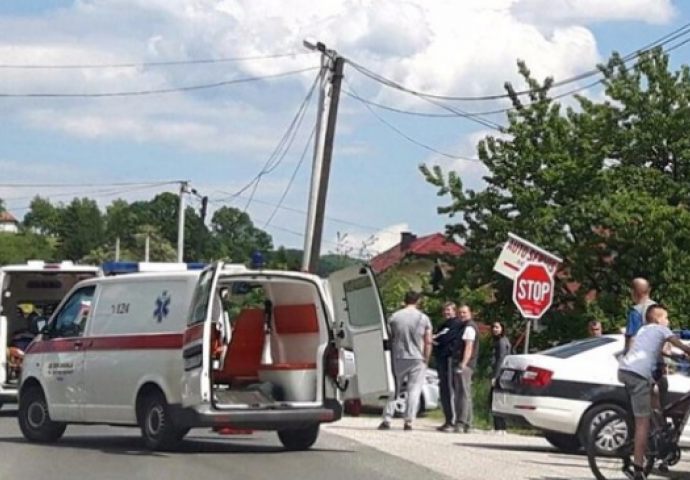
[177, 181, 189, 263]
[144, 235, 150, 262]
[301, 40, 345, 273]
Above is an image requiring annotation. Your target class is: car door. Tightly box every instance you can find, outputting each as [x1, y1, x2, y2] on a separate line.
[327, 264, 395, 403]
[181, 262, 223, 407]
[38, 284, 95, 422]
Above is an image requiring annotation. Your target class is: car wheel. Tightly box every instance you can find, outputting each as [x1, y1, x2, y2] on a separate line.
[544, 431, 582, 453]
[18, 387, 67, 443]
[277, 424, 320, 451]
[139, 392, 183, 451]
[578, 403, 627, 447]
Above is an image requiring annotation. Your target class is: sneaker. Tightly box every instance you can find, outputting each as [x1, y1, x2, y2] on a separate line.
[436, 424, 452, 432]
[378, 421, 391, 430]
[404, 423, 412, 431]
[623, 465, 646, 480]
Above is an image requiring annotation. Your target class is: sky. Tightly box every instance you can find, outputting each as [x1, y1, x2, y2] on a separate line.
[0, 0, 689, 260]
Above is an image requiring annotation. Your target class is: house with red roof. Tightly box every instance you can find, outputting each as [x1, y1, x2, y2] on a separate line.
[370, 231, 465, 289]
[0, 211, 19, 234]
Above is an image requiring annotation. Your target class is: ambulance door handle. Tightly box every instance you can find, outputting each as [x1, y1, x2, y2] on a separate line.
[73, 340, 83, 350]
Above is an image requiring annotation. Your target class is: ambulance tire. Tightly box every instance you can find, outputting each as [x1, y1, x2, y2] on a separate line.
[139, 392, 183, 451]
[18, 387, 67, 443]
[277, 424, 320, 451]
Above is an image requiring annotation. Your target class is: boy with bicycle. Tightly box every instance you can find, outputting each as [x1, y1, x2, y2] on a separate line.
[618, 304, 690, 480]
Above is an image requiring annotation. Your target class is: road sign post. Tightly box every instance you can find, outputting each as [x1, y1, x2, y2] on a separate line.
[512, 261, 555, 354]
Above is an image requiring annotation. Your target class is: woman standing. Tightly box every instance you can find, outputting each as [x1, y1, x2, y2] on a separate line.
[490, 321, 511, 433]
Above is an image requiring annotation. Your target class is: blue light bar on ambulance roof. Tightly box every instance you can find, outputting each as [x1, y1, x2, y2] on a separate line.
[100, 261, 207, 276]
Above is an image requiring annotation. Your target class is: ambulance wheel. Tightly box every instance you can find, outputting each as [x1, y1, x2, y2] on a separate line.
[277, 424, 320, 451]
[139, 392, 182, 451]
[18, 387, 67, 443]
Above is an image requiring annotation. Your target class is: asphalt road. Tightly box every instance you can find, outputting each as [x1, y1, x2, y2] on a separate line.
[0, 406, 453, 480]
[323, 416, 690, 480]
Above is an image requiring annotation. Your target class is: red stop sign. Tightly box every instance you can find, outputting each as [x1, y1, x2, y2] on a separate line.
[512, 262, 554, 319]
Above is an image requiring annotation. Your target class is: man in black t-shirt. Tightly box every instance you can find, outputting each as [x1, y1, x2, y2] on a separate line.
[433, 301, 462, 431]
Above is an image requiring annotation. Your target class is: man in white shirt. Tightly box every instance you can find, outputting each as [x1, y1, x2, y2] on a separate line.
[618, 304, 690, 480]
[452, 304, 479, 433]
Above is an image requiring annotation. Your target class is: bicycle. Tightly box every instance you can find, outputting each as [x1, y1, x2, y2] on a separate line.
[587, 382, 690, 480]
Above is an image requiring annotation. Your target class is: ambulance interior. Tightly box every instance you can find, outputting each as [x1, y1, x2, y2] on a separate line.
[0, 271, 96, 384]
[209, 276, 331, 408]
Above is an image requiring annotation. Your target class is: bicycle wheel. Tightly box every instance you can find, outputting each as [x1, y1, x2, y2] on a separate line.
[587, 412, 654, 480]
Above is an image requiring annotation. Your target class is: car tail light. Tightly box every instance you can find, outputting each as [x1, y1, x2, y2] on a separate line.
[520, 366, 553, 387]
[326, 345, 339, 380]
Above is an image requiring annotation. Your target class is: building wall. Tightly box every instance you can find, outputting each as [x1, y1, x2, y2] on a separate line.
[0, 223, 19, 234]
[390, 257, 435, 290]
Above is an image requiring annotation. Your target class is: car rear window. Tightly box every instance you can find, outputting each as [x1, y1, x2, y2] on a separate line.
[540, 336, 617, 359]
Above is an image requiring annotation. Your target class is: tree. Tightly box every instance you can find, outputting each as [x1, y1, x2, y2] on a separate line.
[0, 232, 54, 265]
[209, 206, 273, 262]
[421, 46, 690, 347]
[55, 198, 105, 261]
[23, 196, 60, 235]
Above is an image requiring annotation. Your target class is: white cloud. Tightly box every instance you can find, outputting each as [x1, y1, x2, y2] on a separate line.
[512, 0, 676, 26]
[0, 0, 677, 154]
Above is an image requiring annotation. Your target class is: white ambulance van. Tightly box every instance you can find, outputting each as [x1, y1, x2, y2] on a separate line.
[0, 260, 100, 406]
[18, 261, 394, 451]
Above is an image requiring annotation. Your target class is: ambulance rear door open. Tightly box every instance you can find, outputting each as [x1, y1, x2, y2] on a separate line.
[181, 262, 223, 407]
[327, 265, 395, 403]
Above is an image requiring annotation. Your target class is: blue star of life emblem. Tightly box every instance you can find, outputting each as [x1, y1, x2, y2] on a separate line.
[154, 291, 171, 323]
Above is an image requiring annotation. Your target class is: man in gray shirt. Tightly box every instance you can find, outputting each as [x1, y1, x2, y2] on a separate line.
[378, 291, 432, 431]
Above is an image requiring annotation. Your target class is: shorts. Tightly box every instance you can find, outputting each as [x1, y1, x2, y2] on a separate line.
[618, 369, 652, 418]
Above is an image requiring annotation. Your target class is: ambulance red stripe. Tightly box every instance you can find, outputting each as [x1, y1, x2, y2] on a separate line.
[26, 333, 185, 354]
[183, 323, 205, 343]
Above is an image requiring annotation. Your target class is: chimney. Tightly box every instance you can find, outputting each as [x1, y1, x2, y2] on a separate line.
[400, 231, 416, 251]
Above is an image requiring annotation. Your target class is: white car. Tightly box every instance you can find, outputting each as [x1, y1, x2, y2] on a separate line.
[360, 368, 440, 416]
[492, 334, 690, 453]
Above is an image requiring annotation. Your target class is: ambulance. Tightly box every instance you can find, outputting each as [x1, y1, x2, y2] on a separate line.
[0, 261, 100, 406]
[17, 260, 395, 451]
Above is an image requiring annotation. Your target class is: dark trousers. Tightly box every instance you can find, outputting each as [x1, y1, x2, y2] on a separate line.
[489, 385, 507, 430]
[436, 356, 455, 425]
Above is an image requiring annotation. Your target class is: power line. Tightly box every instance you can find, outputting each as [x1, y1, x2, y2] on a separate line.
[0, 51, 312, 70]
[263, 125, 316, 229]
[4, 183, 180, 213]
[0, 66, 318, 98]
[217, 71, 320, 208]
[0, 180, 181, 188]
[344, 79, 481, 163]
[211, 191, 406, 237]
[345, 29, 690, 120]
[242, 73, 318, 213]
[346, 20, 690, 103]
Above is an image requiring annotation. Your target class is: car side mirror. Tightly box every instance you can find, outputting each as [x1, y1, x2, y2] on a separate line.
[28, 316, 48, 335]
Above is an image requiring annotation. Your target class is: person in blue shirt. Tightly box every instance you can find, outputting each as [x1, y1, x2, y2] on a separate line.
[625, 278, 656, 353]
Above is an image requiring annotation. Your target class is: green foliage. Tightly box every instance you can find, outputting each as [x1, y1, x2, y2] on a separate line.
[376, 269, 415, 315]
[0, 192, 277, 265]
[422, 46, 690, 348]
[0, 232, 54, 265]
